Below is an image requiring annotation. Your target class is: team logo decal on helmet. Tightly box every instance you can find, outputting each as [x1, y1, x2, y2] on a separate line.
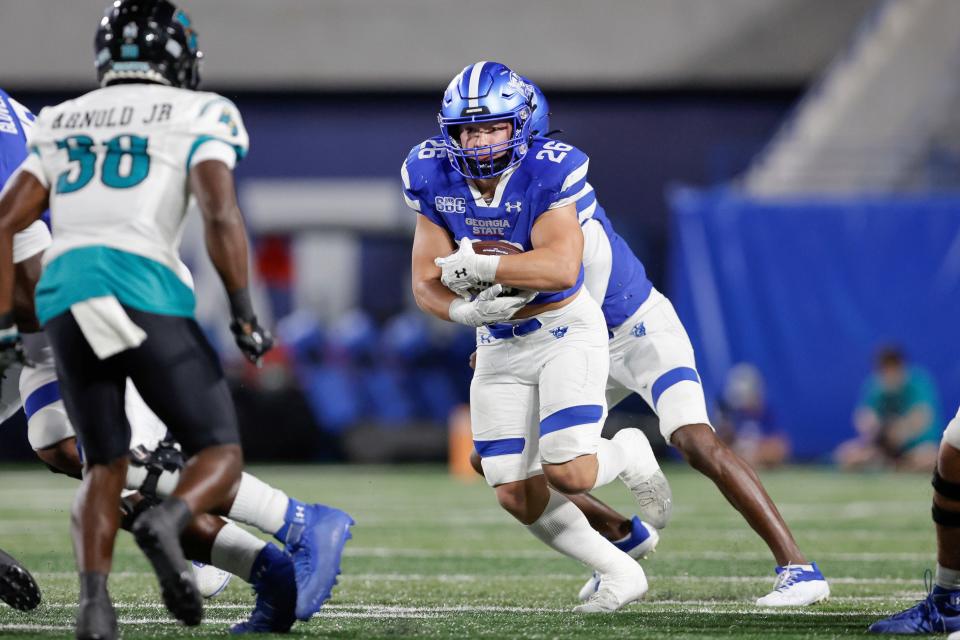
[437, 61, 535, 179]
[521, 77, 551, 138]
[95, 0, 202, 89]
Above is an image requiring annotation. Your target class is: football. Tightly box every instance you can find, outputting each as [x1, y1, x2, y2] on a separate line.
[471, 240, 524, 257]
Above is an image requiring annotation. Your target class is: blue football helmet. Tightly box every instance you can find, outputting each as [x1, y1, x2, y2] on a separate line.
[521, 77, 550, 137]
[438, 62, 535, 179]
[95, 0, 202, 90]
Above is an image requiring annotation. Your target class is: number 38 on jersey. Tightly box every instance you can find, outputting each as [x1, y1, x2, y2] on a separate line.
[55, 134, 150, 193]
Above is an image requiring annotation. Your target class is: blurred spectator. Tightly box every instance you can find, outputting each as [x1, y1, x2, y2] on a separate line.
[835, 346, 941, 472]
[714, 363, 790, 469]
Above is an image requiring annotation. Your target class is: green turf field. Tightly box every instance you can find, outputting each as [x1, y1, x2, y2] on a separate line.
[0, 463, 940, 639]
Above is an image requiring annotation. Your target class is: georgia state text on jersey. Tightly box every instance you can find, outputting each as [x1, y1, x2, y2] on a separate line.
[18, 84, 249, 325]
[403, 135, 589, 305]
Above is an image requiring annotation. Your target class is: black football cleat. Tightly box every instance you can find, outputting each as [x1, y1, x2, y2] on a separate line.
[76, 578, 117, 640]
[0, 547, 41, 611]
[131, 503, 203, 626]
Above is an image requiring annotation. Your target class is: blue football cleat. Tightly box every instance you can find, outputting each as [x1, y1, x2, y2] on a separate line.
[277, 501, 354, 621]
[869, 573, 960, 634]
[230, 544, 296, 634]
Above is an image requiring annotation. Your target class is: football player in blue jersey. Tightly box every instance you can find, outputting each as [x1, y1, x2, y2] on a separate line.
[869, 406, 960, 634]
[406, 61, 672, 613]
[0, 88, 48, 616]
[462, 78, 830, 606]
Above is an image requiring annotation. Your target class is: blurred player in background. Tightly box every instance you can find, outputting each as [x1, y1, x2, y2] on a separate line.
[0, 88, 44, 615]
[465, 77, 829, 606]
[407, 61, 672, 613]
[869, 405, 960, 634]
[0, 2, 353, 637]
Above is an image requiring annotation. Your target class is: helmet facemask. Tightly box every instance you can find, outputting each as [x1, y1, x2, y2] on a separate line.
[437, 63, 535, 180]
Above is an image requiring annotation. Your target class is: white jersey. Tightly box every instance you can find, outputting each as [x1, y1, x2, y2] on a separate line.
[20, 83, 248, 324]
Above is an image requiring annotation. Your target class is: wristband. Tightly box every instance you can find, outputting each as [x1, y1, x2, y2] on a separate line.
[228, 287, 255, 322]
[475, 255, 500, 283]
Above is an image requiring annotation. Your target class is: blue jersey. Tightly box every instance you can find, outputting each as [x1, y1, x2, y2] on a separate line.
[576, 186, 653, 329]
[0, 89, 50, 228]
[0, 89, 34, 188]
[402, 135, 589, 305]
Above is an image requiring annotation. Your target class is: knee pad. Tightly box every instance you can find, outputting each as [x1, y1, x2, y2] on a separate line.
[21, 361, 75, 450]
[932, 469, 960, 527]
[655, 379, 712, 442]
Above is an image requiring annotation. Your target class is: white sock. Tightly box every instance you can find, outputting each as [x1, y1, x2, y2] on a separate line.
[526, 489, 634, 575]
[125, 465, 180, 497]
[937, 564, 960, 590]
[210, 521, 267, 582]
[593, 438, 630, 489]
[227, 472, 289, 535]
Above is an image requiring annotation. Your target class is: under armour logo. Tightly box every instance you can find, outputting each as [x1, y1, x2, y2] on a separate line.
[505, 201, 522, 213]
[454, 268, 468, 279]
[631, 322, 646, 338]
[294, 505, 305, 523]
[479, 334, 493, 344]
[549, 326, 569, 339]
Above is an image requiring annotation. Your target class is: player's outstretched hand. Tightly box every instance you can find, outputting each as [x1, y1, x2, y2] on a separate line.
[435, 237, 499, 297]
[230, 317, 274, 367]
[0, 317, 26, 375]
[448, 284, 536, 328]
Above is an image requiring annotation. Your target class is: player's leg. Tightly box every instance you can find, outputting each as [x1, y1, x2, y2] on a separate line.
[127, 494, 297, 635]
[0, 547, 41, 611]
[616, 290, 827, 604]
[123, 308, 347, 622]
[533, 293, 649, 612]
[870, 409, 960, 634]
[44, 311, 132, 639]
[472, 330, 644, 613]
[470, 446, 658, 603]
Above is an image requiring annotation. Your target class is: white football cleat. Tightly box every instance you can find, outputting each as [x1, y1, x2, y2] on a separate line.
[614, 428, 672, 529]
[578, 517, 660, 602]
[755, 562, 829, 606]
[191, 561, 233, 599]
[948, 632, 960, 640]
[573, 563, 648, 614]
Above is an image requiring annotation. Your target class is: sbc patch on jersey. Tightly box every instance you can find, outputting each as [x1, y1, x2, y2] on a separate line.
[435, 196, 466, 214]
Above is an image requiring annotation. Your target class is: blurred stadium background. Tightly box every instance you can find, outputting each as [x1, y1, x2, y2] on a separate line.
[1, 0, 958, 466]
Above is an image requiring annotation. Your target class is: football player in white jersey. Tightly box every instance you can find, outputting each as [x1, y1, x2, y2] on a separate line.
[0, 2, 352, 637]
[408, 62, 669, 613]
[0, 85, 342, 635]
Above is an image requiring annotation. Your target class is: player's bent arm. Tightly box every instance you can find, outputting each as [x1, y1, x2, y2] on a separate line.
[0, 171, 48, 317]
[189, 160, 250, 297]
[493, 203, 582, 292]
[412, 214, 458, 321]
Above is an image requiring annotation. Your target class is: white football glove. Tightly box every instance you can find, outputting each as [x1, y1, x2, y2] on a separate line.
[448, 284, 537, 328]
[435, 237, 500, 298]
